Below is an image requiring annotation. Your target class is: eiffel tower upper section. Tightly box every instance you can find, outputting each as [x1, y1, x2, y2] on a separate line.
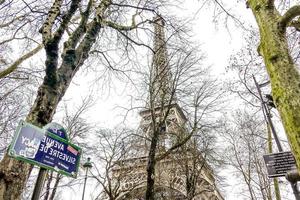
[139, 16, 187, 149]
[149, 16, 174, 107]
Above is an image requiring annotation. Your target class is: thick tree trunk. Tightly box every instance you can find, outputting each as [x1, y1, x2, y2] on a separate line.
[0, 157, 31, 200]
[0, 83, 63, 200]
[0, 51, 95, 200]
[0, 0, 111, 198]
[248, 0, 300, 173]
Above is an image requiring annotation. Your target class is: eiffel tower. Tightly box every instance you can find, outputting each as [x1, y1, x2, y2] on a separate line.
[110, 16, 224, 200]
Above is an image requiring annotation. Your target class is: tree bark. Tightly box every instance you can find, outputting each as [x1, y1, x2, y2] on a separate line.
[248, 0, 300, 173]
[145, 130, 159, 200]
[43, 171, 53, 200]
[0, 82, 64, 200]
[48, 173, 61, 200]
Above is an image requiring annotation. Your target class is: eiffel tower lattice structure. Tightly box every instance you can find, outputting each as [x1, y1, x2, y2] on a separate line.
[108, 16, 224, 200]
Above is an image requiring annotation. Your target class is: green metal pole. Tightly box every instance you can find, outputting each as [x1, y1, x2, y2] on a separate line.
[267, 124, 281, 200]
[82, 157, 92, 200]
[82, 167, 88, 200]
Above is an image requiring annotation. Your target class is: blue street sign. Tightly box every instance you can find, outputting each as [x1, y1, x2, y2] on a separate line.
[44, 122, 68, 140]
[8, 121, 81, 177]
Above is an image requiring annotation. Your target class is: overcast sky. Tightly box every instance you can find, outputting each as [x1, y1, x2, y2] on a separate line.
[52, 1, 294, 199]
[62, 0, 254, 127]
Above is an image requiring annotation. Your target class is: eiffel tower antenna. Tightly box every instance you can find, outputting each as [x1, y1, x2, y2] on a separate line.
[150, 16, 176, 107]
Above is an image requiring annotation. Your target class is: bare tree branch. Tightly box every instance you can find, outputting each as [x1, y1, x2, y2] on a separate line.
[279, 5, 300, 32]
[39, 0, 63, 42]
[0, 44, 43, 79]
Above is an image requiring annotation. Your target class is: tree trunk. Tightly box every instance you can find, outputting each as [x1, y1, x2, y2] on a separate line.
[145, 130, 159, 200]
[0, 83, 64, 200]
[248, 0, 300, 172]
[185, 160, 196, 200]
[0, 158, 31, 200]
[48, 173, 61, 200]
[43, 171, 54, 200]
[186, 176, 196, 200]
[0, 0, 111, 198]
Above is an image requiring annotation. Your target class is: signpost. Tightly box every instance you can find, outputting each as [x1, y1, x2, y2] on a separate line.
[9, 120, 82, 200]
[9, 120, 81, 177]
[263, 151, 297, 178]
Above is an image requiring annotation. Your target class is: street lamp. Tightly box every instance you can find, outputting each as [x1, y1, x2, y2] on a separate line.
[82, 157, 93, 200]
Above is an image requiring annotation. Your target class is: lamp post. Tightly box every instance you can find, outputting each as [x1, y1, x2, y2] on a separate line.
[82, 157, 92, 200]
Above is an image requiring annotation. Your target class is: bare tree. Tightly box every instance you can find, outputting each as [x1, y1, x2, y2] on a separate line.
[225, 27, 299, 199]
[245, 4, 300, 169]
[110, 17, 225, 199]
[0, 1, 169, 198]
[42, 96, 93, 200]
[89, 128, 140, 200]
[172, 133, 223, 200]
[219, 110, 276, 200]
[209, 0, 300, 172]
